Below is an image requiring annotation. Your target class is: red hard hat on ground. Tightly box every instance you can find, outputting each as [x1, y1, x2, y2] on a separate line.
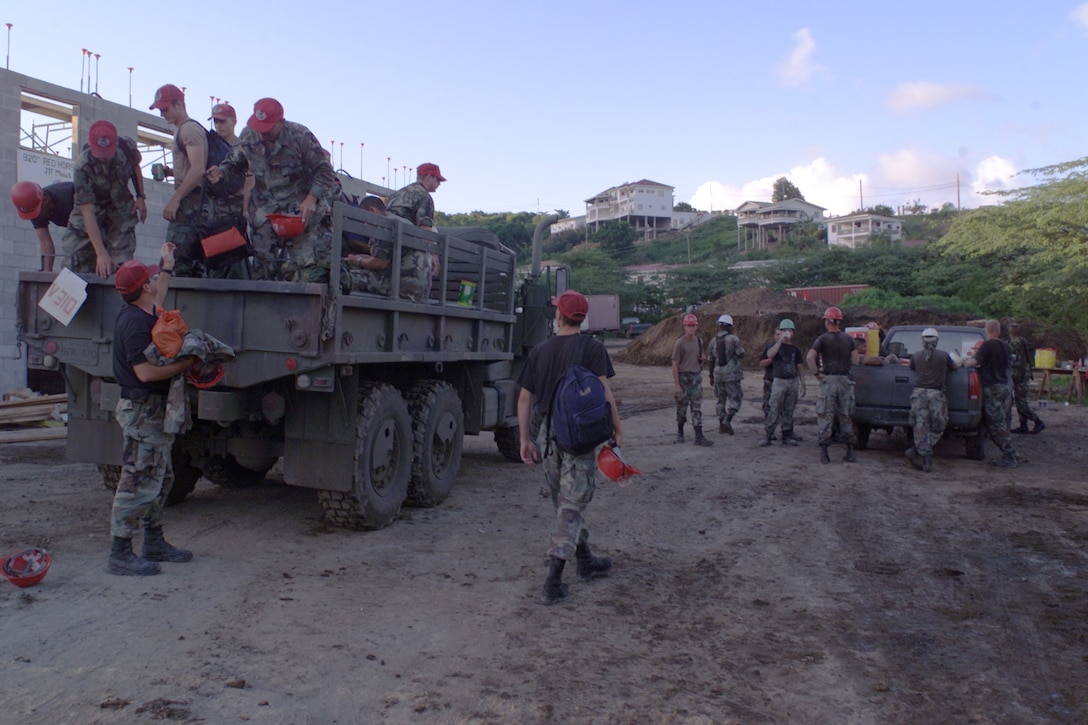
[11, 181, 44, 220]
[597, 443, 642, 483]
[2, 548, 51, 588]
[822, 306, 844, 321]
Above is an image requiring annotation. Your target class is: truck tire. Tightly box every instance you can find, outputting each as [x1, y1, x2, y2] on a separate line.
[494, 425, 521, 462]
[965, 430, 986, 461]
[202, 454, 270, 489]
[405, 381, 463, 508]
[320, 382, 412, 530]
[98, 447, 201, 506]
[853, 423, 871, 450]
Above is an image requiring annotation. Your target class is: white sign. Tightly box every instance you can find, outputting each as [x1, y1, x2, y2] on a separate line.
[17, 149, 76, 186]
[38, 268, 88, 326]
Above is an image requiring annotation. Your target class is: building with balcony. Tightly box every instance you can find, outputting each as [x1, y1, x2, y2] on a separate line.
[586, 179, 674, 240]
[826, 212, 903, 249]
[735, 198, 826, 250]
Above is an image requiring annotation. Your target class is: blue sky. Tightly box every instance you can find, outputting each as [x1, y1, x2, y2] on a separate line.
[6, 1, 1086, 217]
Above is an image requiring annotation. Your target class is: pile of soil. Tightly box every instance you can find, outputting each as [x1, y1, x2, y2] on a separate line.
[621, 288, 1086, 367]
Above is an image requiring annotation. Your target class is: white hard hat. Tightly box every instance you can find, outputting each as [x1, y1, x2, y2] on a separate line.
[922, 327, 939, 339]
[717, 314, 733, 326]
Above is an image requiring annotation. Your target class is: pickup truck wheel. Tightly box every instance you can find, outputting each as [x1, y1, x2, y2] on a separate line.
[965, 430, 986, 461]
[405, 381, 464, 508]
[854, 423, 871, 450]
[320, 382, 412, 530]
[494, 425, 522, 462]
[98, 448, 200, 506]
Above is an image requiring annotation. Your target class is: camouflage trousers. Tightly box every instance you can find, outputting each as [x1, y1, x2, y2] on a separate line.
[535, 427, 596, 561]
[166, 193, 215, 277]
[816, 375, 855, 445]
[982, 383, 1015, 455]
[341, 253, 432, 302]
[110, 397, 176, 539]
[249, 217, 333, 283]
[62, 210, 137, 273]
[675, 372, 705, 428]
[909, 387, 948, 456]
[762, 377, 773, 418]
[765, 377, 800, 436]
[1011, 378, 1039, 424]
[713, 372, 743, 422]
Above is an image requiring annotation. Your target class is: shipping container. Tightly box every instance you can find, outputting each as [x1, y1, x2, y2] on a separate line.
[785, 284, 870, 306]
[580, 294, 621, 333]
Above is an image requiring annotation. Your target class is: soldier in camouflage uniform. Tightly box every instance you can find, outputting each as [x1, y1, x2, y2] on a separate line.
[107, 244, 197, 576]
[385, 162, 446, 302]
[672, 313, 713, 446]
[517, 291, 622, 605]
[61, 121, 146, 277]
[905, 328, 957, 472]
[1008, 322, 1045, 434]
[707, 314, 744, 434]
[760, 319, 807, 447]
[209, 98, 340, 282]
[807, 307, 860, 463]
[964, 320, 1019, 467]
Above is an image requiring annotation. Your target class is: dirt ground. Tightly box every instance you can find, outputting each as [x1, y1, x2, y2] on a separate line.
[2, 344, 1087, 724]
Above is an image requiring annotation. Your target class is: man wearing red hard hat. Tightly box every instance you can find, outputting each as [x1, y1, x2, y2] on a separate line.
[107, 242, 197, 576]
[671, 312, 714, 447]
[806, 306, 861, 464]
[58, 120, 146, 277]
[207, 98, 340, 282]
[10, 180, 74, 271]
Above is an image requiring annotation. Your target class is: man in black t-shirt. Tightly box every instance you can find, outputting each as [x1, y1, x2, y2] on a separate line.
[11, 181, 75, 272]
[517, 290, 623, 605]
[759, 319, 806, 447]
[964, 319, 1018, 467]
[905, 328, 957, 472]
[107, 243, 198, 576]
[807, 306, 860, 463]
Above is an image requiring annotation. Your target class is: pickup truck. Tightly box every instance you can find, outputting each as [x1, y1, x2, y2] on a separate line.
[851, 325, 986, 459]
[621, 317, 652, 339]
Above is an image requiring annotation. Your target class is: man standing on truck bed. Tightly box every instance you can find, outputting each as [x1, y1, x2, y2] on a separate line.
[807, 306, 859, 464]
[707, 314, 744, 434]
[672, 313, 714, 447]
[517, 290, 622, 605]
[61, 120, 146, 277]
[10, 180, 74, 272]
[1008, 322, 1045, 435]
[385, 163, 446, 302]
[108, 244, 197, 576]
[963, 320, 1019, 468]
[208, 98, 340, 282]
[905, 328, 957, 473]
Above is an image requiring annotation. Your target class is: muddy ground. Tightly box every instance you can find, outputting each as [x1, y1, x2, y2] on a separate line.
[2, 346, 1087, 724]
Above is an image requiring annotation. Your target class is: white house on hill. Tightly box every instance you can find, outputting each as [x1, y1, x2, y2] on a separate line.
[586, 179, 674, 240]
[736, 199, 826, 250]
[826, 212, 903, 249]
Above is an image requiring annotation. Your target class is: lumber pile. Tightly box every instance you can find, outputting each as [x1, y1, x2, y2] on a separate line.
[0, 389, 68, 444]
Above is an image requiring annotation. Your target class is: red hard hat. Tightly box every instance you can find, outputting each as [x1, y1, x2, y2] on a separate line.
[11, 181, 44, 220]
[2, 548, 51, 588]
[682, 313, 698, 326]
[266, 213, 305, 239]
[822, 306, 844, 321]
[597, 443, 642, 483]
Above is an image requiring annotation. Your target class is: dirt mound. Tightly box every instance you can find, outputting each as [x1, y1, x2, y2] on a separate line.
[621, 288, 1083, 367]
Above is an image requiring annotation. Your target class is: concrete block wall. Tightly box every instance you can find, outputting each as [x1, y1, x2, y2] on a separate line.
[0, 68, 175, 394]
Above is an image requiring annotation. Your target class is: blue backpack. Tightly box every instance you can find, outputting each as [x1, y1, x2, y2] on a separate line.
[550, 336, 614, 455]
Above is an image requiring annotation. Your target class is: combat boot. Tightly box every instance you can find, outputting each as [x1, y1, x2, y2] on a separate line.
[108, 537, 161, 576]
[844, 444, 856, 463]
[142, 526, 193, 563]
[782, 430, 803, 443]
[575, 541, 612, 582]
[693, 426, 714, 447]
[922, 455, 933, 473]
[718, 419, 728, 434]
[721, 412, 735, 435]
[758, 433, 773, 447]
[1031, 418, 1046, 434]
[905, 447, 924, 471]
[1012, 421, 1030, 434]
[540, 556, 570, 606]
[820, 444, 830, 464]
[675, 423, 685, 444]
[990, 451, 1018, 468]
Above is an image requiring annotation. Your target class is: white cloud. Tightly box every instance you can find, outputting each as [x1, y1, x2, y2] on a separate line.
[689, 158, 866, 217]
[776, 28, 824, 87]
[886, 82, 989, 112]
[1072, 3, 1088, 35]
[971, 155, 1019, 197]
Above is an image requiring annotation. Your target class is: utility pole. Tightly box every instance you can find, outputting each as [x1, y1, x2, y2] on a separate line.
[859, 179, 864, 210]
[5, 24, 12, 70]
[127, 67, 134, 107]
[93, 53, 100, 95]
[956, 173, 961, 211]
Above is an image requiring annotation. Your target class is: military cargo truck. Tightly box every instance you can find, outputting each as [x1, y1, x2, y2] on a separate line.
[16, 207, 561, 530]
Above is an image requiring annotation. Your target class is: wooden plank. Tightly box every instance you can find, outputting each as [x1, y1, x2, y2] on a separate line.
[0, 393, 67, 409]
[0, 427, 68, 444]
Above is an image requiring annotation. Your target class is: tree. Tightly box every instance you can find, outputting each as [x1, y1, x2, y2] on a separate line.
[589, 220, 640, 255]
[674, 202, 695, 212]
[904, 198, 928, 215]
[772, 177, 805, 202]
